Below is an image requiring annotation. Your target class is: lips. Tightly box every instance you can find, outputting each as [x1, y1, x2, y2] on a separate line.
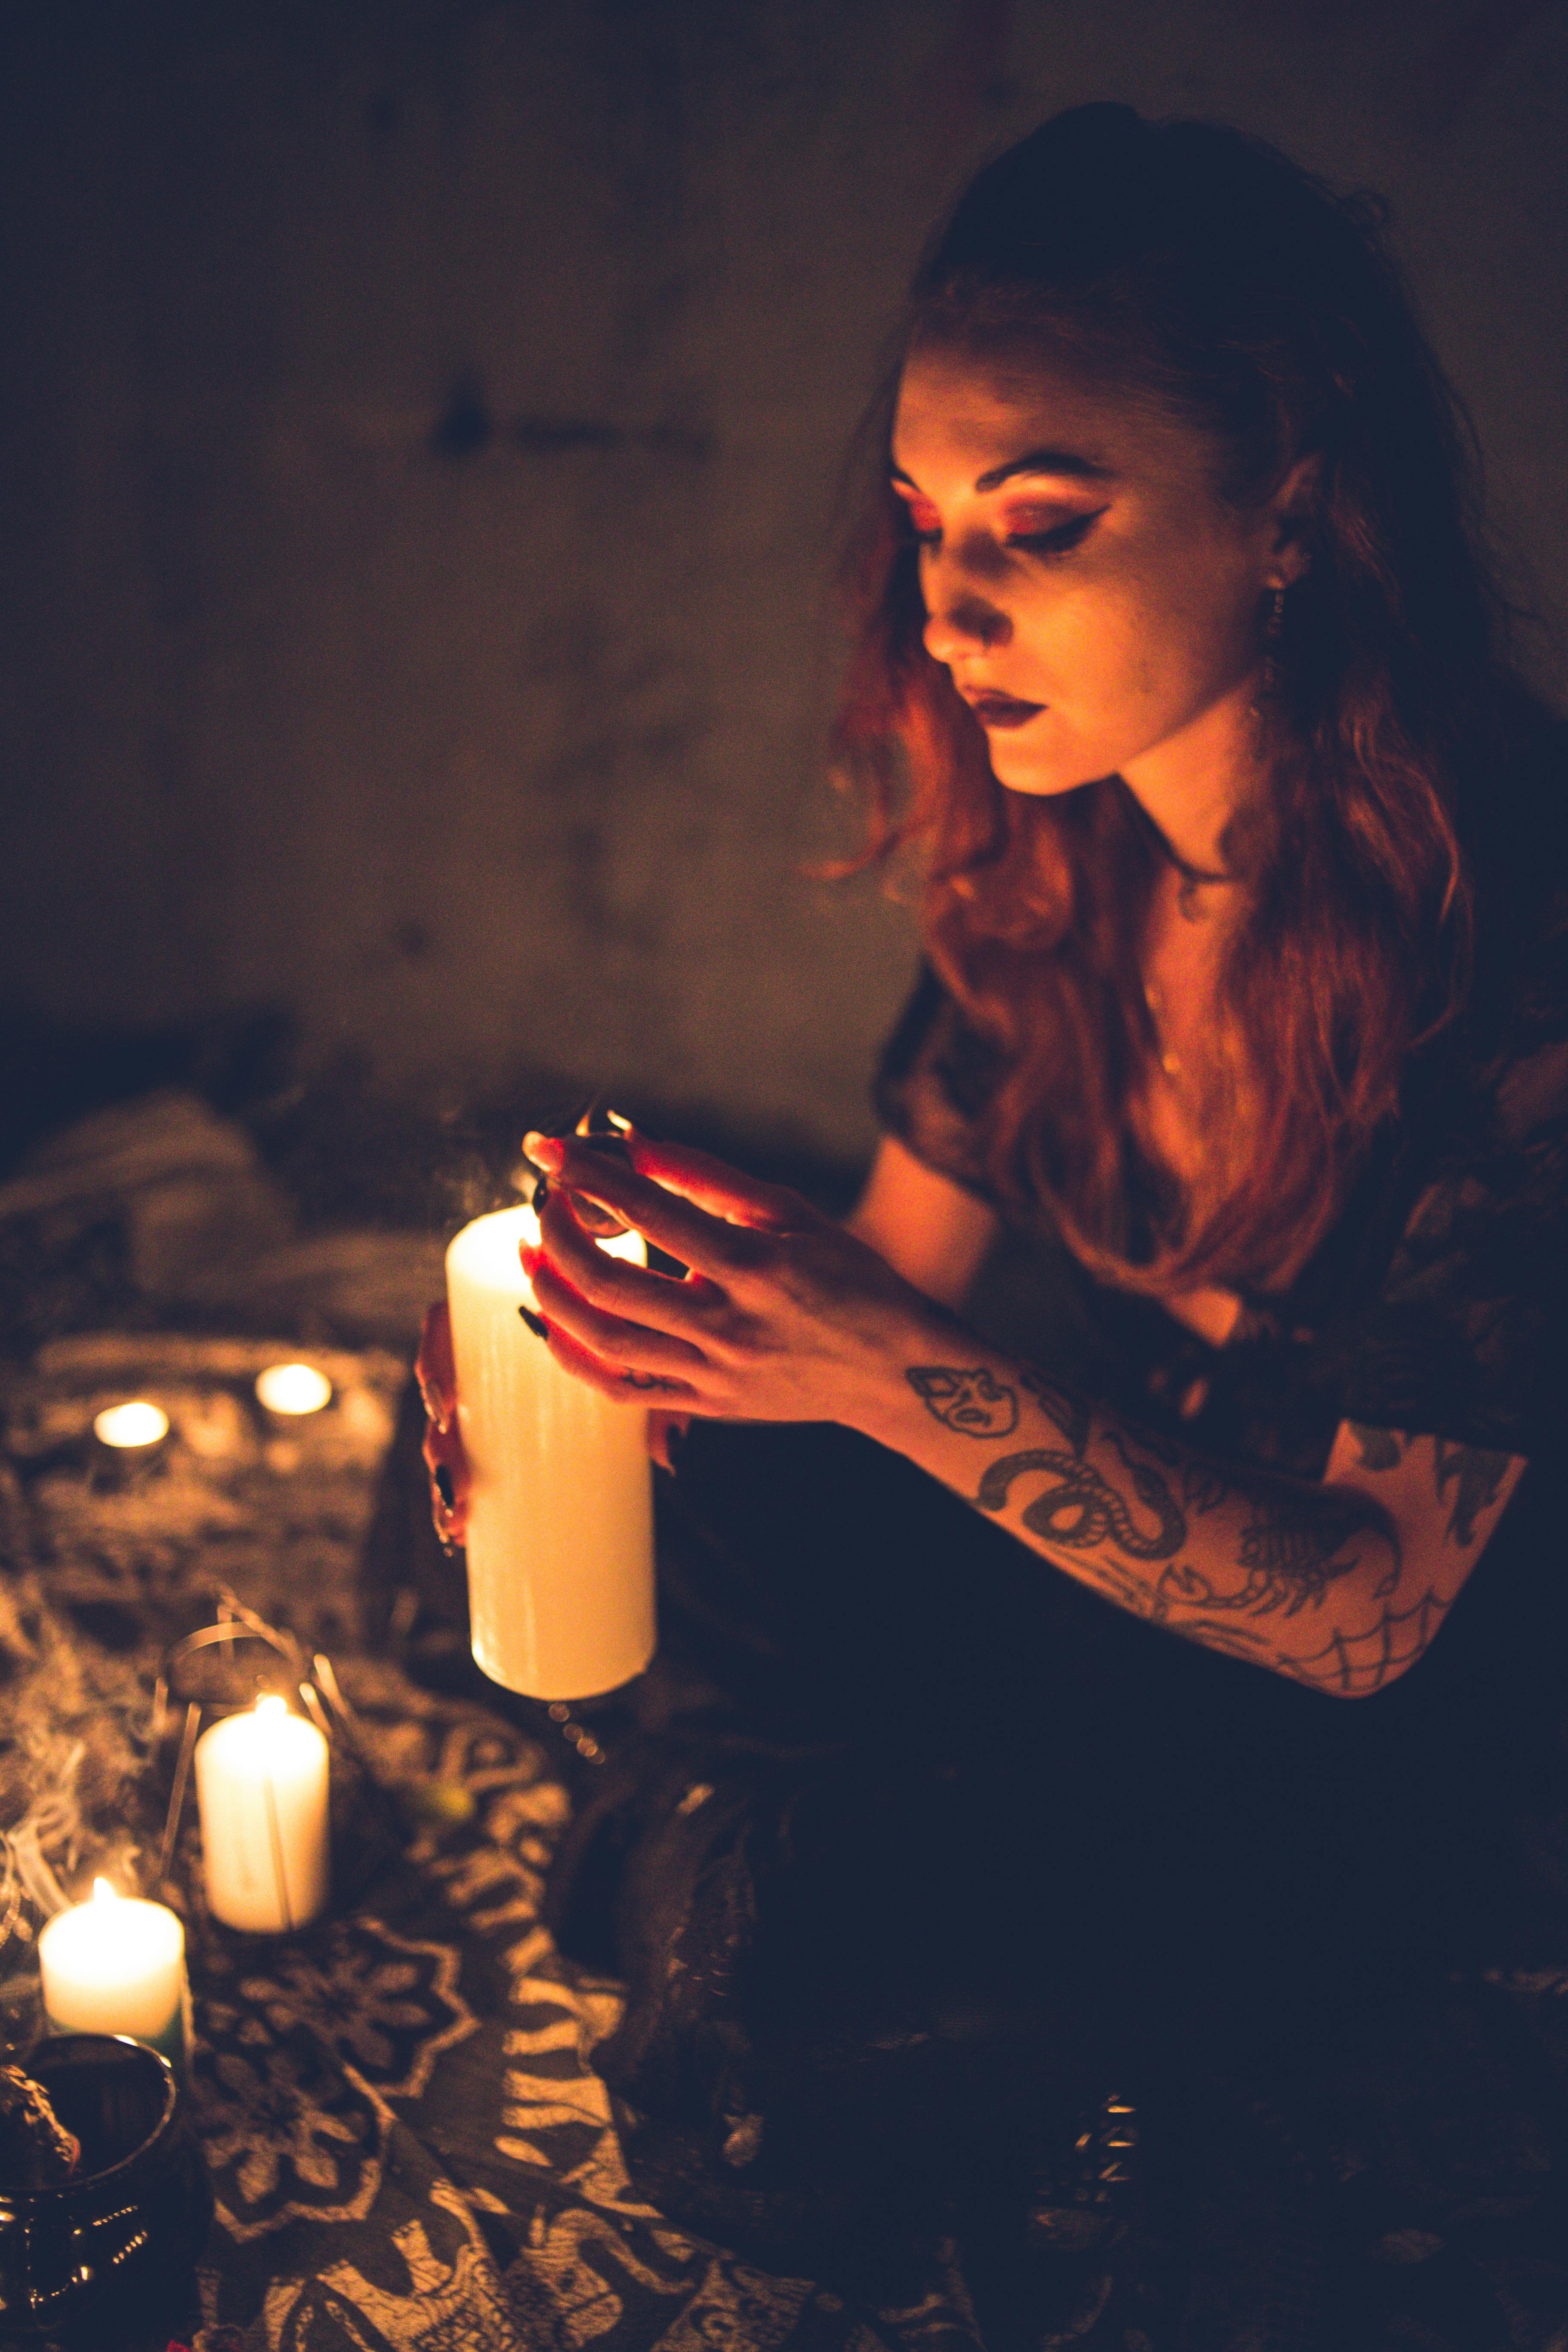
[965, 692, 1045, 729]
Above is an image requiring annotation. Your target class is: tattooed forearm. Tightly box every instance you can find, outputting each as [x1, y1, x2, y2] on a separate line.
[1056, 1553, 1164, 1622]
[1277, 1586, 1451, 1696]
[1344, 1423, 1514, 1550]
[1161, 1617, 1271, 1663]
[1179, 1457, 1231, 1515]
[1235, 1481, 1394, 1604]
[1433, 1440, 1510, 1546]
[974, 1430, 1389, 1610]
[1018, 1367, 1092, 1456]
[1150, 1486, 1388, 1626]
[905, 1358, 1094, 1454]
[897, 1348, 1410, 1691]
[976, 1447, 1187, 1559]
[906, 1365, 1019, 1437]
[1347, 1421, 1406, 1472]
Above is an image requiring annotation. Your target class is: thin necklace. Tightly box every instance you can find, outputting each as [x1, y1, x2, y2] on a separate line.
[1167, 847, 1233, 922]
[1145, 848, 1237, 1074]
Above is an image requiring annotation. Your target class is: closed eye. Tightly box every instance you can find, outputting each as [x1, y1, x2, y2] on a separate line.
[903, 507, 1108, 558]
[1005, 509, 1106, 557]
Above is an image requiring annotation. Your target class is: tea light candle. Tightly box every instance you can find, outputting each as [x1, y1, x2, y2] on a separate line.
[194, 1695, 330, 1932]
[445, 1204, 655, 1701]
[38, 1881, 189, 2067]
[92, 1401, 169, 1449]
[254, 1362, 332, 1416]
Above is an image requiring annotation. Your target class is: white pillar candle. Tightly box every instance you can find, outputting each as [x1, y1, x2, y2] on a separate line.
[194, 1695, 330, 1932]
[445, 1204, 655, 1700]
[38, 1880, 188, 2059]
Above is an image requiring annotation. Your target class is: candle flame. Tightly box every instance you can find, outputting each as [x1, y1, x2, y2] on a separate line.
[255, 1362, 333, 1416]
[93, 1400, 169, 1449]
[91, 1877, 118, 1902]
[256, 1694, 288, 1720]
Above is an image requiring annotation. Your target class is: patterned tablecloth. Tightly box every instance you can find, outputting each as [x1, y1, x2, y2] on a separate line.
[1, 1332, 1566, 2352]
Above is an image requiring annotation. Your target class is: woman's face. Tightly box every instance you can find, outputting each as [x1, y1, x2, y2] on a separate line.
[891, 347, 1304, 823]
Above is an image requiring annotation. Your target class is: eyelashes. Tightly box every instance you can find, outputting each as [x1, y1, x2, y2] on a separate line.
[1004, 511, 1102, 557]
[905, 507, 1106, 559]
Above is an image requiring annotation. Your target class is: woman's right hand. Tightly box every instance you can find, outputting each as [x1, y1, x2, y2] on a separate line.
[416, 1299, 470, 1547]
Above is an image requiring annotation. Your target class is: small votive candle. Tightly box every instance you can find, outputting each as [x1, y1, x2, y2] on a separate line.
[92, 1401, 169, 1449]
[254, 1362, 333, 1417]
[194, 1695, 330, 1932]
[38, 1880, 190, 2069]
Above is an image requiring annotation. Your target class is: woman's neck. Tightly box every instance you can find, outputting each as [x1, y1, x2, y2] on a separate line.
[1119, 675, 1263, 876]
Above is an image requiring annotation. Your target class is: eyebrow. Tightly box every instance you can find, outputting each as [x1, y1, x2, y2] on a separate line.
[891, 447, 1115, 493]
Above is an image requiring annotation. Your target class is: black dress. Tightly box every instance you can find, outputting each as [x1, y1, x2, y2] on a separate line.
[546, 833, 1568, 2292]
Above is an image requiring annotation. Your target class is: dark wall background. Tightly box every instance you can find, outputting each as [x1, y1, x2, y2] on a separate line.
[2, 0, 1565, 1180]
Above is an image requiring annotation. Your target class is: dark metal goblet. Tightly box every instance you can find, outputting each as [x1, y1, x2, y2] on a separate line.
[0, 2034, 211, 2344]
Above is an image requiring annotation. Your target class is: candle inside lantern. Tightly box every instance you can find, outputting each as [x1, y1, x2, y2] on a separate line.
[445, 1202, 655, 1701]
[92, 1400, 169, 1449]
[194, 1695, 330, 1932]
[38, 1880, 189, 2067]
[255, 1362, 333, 1416]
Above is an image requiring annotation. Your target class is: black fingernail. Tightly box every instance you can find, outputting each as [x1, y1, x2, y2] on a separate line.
[518, 1303, 549, 1340]
[434, 1464, 455, 1508]
[578, 1131, 634, 1164]
[536, 1137, 631, 1238]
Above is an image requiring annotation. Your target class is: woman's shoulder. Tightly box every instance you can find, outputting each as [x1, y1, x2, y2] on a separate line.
[1339, 716, 1568, 1457]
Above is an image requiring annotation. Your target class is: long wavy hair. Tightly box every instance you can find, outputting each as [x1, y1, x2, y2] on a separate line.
[834, 103, 1536, 1296]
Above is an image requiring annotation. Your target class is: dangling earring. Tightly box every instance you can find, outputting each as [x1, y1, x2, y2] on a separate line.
[1261, 583, 1287, 697]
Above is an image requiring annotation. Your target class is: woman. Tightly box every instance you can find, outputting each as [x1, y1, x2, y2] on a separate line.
[419, 104, 1567, 2309]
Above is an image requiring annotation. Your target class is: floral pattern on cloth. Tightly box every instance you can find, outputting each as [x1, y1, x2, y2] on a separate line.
[185, 1669, 964, 2352]
[194, 1916, 478, 2240]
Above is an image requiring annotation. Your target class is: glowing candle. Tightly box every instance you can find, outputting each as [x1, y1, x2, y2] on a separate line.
[193, 1696, 330, 1932]
[92, 1401, 168, 1449]
[38, 1880, 189, 2067]
[444, 1204, 655, 1700]
[255, 1362, 333, 1416]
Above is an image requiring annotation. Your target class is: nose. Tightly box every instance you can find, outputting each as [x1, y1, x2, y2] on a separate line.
[922, 583, 1013, 665]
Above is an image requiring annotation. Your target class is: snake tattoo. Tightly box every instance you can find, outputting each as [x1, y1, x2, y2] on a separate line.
[976, 1443, 1186, 1559]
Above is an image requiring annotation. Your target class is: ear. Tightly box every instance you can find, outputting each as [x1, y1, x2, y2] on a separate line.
[1265, 452, 1321, 587]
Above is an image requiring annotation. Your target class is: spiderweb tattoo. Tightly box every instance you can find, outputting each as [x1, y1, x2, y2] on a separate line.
[1276, 1586, 1454, 1696]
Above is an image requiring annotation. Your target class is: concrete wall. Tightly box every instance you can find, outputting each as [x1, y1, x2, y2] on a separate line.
[2, 0, 1565, 1170]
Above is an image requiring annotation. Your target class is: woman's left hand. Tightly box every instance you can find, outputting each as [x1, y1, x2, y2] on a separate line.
[522, 1130, 934, 1435]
